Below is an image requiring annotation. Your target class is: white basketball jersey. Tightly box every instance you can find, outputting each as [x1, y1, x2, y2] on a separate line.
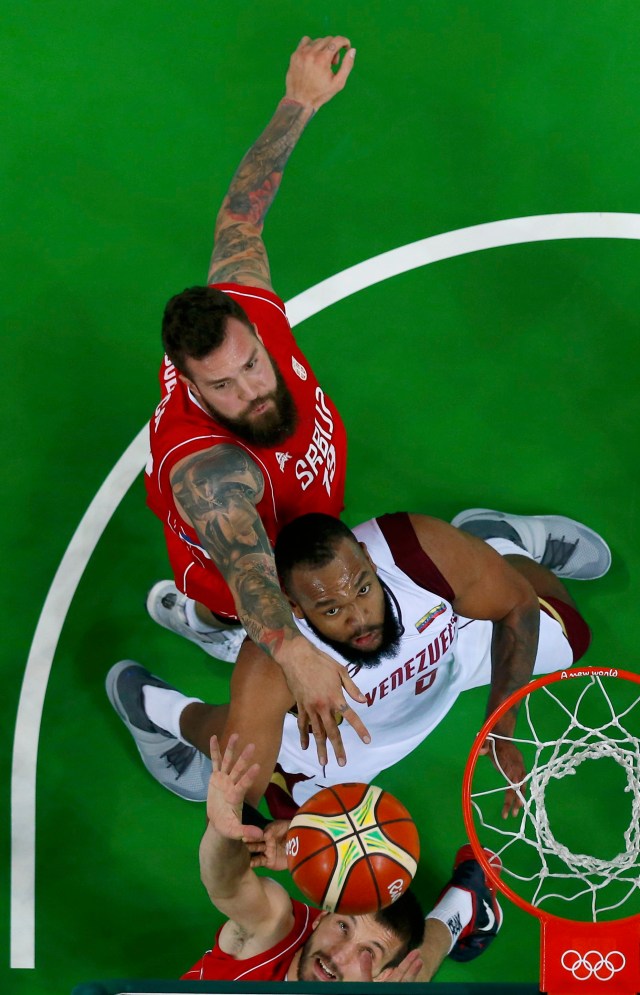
[276, 514, 471, 805]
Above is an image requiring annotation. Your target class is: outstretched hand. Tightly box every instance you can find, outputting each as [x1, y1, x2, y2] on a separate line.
[207, 734, 264, 843]
[285, 35, 356, 112]
[281, 641, 371, 767]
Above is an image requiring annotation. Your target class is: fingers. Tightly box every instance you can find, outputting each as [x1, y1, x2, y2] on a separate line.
[306, 706, 354, 767]
[359, 949, 374, 982]
[297, 708, 310, 752]
[309, 714, 331, 768]
[244, 839, 267, 854]
[333, 44, 356, 86]
[239, 823, 264, 843]
[291, 34, 356, 90]
[388, 949, 424, 982]
[291, 657, 371, 766]
[339, 673, 371, 746]
[341, 705, 371, 745]
[297, 35, 352, 53]
[210, 734, 260, 789]
[210, 734, 223, 771]
[323, 714, 345, 768]
[342, 671, 367, 706]
[300, 709, 343, 768]
[221, 733, 256, 776]
[296, 703, 370, 768]
[478, 732, 496, 758]
[501, 786, 524, 820]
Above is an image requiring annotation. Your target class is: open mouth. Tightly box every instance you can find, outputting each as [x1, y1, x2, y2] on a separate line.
[314, 956, 339, 981]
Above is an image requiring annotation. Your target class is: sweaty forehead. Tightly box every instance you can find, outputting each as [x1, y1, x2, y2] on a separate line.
[288, 539, 370, 605]
[214, 319, 260, 361]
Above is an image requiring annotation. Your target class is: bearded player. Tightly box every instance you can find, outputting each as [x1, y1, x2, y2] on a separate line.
[180, 734, 503, 982]
[144, 35, 370, 767]
[107, 506, 608, 819]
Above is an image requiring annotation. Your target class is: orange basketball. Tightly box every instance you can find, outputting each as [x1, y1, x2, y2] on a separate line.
[285, 782, 420, 914]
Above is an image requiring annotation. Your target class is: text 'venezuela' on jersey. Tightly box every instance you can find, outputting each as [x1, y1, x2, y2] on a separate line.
[273, 513, 577, 809]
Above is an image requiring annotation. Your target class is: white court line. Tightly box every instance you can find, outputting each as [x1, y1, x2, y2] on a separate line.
[11, 212, 640, 968]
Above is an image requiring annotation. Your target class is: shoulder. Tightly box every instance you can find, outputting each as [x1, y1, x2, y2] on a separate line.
[170, 442, 265, 491]
[366, 513, 457, 601]
[209, 283, 289, 325]
[218, 878, 299, 958]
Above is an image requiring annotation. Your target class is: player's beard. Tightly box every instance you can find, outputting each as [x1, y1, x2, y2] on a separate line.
[297, 940, 343, 982]
[201, 358, 298, 447]
[306, 583, 404, 668]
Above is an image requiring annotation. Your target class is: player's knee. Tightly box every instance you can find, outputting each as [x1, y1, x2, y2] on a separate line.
[543, 597, 591, 663]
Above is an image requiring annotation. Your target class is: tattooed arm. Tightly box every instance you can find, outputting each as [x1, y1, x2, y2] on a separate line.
[408, 515, 541, 817]
[171, 443, 370, 766]
[208, 35, 356, 289]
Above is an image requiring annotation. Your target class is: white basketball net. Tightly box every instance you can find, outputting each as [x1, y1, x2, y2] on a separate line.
[470, 674, 640, 920]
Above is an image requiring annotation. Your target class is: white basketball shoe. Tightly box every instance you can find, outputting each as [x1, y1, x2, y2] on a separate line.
[106, 660, 211, 802]
[146, 580, 246, 663]
[451, 509, 611, 580]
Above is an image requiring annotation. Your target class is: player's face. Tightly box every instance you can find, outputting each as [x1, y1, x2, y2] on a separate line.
[180, 319, 297, 445]
[297, 912, 403, 982]
[289, 540, 387, 652]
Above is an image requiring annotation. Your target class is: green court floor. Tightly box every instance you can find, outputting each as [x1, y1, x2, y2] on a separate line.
[4, 2, 640, 993]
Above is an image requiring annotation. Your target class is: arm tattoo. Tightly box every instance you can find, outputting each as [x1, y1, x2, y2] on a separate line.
[487, 602, 540, 726]
[208, 100, 310, 286]
[171, 444, 299, 655]
[209, 224, 272, 287]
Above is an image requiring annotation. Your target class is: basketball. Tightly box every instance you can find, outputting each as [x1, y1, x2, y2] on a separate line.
[285, 782, 420, 914]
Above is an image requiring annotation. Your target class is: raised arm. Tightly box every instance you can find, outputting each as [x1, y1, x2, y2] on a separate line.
[171, 444, 370, 765]
[200, 734, 293, 953]
[208, 35, 356, 289]
[408, 514, 540, 814]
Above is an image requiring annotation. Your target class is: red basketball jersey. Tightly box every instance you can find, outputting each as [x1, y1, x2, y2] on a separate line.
[181, 899, 320, 981]
[145, 284, 347, 610]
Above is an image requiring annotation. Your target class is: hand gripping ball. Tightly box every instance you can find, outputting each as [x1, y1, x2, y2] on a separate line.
[285, 783, 420, 914]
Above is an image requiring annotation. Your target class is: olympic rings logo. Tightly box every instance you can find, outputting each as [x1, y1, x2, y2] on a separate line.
[561, 949, 626, 982]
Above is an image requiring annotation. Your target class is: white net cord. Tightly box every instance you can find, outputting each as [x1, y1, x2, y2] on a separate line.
[470, 674, 640, 920]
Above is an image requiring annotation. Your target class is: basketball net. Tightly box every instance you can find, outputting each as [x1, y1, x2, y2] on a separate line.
[463, 668, 640, 995]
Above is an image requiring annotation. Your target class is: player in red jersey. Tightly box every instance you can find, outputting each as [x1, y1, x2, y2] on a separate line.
[144, 36, 368, 767]
[180, 735, 502, 982]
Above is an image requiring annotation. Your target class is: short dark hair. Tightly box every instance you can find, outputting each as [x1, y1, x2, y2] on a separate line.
[161, 286, 254, 376]
[375, 889, 425, 965]
[274, 513, 357, 592]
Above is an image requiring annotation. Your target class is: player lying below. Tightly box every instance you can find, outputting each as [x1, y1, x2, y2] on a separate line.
[107, 508, 609, 818]
[181, 734, 502, 982]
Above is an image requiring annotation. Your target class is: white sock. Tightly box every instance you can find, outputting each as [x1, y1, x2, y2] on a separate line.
[143, 686, 203, 744]
[426, 887, 473, 953]
[184, 597, 218, 633]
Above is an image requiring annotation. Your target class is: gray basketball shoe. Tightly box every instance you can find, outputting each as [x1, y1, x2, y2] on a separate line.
[451, 508, 611, 580]
[106, 660, 211, 802]
[146, 580, 246, 663]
